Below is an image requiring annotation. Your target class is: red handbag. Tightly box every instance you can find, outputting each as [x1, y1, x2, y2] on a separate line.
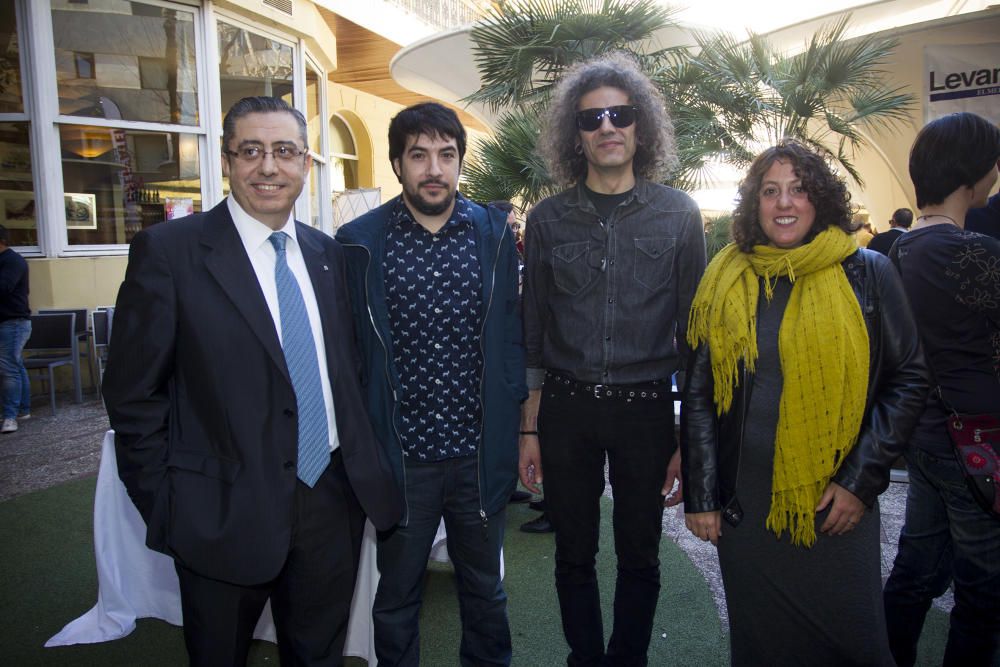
[945, 411, 1000, 519]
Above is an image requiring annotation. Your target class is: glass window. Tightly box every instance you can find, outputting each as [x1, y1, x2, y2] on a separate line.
[309, 166, 319, 228]
[305, 64, 321, 154]
[217, 21, 293, 117]
[52, 1, 199, 125]
[330, 115, 356, 156]
[0, 122, 35, 246]
[329, 115, 358, 192]
[0, 0, 23, 114]
[331, 157, 358, 192]
[60, 124, 201, 245]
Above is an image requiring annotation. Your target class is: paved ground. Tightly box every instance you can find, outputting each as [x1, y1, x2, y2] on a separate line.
[0, 392, 110, 503]
[0, 389, 953, 628]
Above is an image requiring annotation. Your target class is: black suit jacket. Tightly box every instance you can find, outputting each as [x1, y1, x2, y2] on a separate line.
[866, 227, 904, 256]
[103, 200, 402, 586]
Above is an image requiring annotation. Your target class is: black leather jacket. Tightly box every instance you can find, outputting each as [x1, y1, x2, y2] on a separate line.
[681, 249, 929, 524]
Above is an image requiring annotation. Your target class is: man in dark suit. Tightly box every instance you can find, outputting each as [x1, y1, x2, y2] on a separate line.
[867, 207, 912, 255]
[103, 96, 401, 667]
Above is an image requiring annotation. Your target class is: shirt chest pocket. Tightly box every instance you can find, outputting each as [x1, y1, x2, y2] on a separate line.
[633, 237, 676, 291]
[552, 241, 597, 295]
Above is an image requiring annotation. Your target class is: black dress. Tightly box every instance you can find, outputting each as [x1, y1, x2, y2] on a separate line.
[717, 278, 894, 667]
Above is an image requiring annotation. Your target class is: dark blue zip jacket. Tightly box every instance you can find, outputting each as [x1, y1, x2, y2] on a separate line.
[335, 196, 527, 525]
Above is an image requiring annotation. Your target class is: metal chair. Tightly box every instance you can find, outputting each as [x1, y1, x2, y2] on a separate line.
[91, 307, 114, 394]
[37, 308, 90, 401]
[23, 312, 77, 416]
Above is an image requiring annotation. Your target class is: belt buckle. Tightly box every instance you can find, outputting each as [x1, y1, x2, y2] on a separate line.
[592, 384, 606, 399]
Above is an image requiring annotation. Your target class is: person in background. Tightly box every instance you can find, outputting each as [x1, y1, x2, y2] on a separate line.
[867, 207, 913, 255]
[336, 102, 525, 667]
[488, 200, 535, 513]
[965, 191, 1000, 239]
[0, 223, 30, 434]
[855, 219, 875, 247]
[104, 96, 401, 666]
[883, 111, 1000, 667]
[520, 52, 706, 666]
[682, 139, 927, 666]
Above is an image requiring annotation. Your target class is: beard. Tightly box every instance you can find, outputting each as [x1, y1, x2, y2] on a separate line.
[403, 180, 456, 217]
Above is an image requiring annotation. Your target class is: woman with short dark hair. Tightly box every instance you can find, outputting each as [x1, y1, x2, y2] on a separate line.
[682, 140, 928, 665]
[883, 112, 1000, 666]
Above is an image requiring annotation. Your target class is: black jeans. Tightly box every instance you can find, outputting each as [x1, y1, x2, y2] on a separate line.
[883, 447, 1000, 666]
[538, 375, 675, 667]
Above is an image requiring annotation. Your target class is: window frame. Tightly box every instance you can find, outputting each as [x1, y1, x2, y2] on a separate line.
[18, 0, 321, 257]
[30, 0, 210, 256]
[299, 49, 330, 233]
[1, 0, 40, 255]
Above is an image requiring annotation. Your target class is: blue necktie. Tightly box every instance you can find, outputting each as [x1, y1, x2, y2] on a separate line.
[269, 232, 330, 487]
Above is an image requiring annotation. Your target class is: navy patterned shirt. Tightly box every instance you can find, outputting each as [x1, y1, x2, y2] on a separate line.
[384, 195, 483, 462]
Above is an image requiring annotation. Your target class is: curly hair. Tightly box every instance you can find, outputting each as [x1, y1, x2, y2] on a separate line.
[731, 140, 855, 252]
[538, 52, 677, 187]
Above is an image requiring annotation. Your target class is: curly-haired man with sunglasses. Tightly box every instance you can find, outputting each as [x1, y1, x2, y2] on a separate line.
[519, 53, 706, 666]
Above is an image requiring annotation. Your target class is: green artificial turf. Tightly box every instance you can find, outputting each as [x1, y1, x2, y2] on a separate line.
[0, 478, 955, 665]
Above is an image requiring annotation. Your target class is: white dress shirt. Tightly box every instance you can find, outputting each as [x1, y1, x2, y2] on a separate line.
[227, 196, 339, 453]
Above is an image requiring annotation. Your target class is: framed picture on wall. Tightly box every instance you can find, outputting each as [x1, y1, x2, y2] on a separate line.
[0, 190, 35, 229]
[65, 192, 97, 230]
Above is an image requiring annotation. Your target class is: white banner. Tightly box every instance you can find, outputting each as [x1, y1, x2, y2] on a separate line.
[924, 44, 1000, 125]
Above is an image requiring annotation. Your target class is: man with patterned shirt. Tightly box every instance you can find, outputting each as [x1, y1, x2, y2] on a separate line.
[519, 53, 706, 666]
[336, 103, 526, 667]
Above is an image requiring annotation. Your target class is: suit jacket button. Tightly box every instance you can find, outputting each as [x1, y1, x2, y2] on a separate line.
[284, 461, 294, 470]
[284, 408, 294, 417]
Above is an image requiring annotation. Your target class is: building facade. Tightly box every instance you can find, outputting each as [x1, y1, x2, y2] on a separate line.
[2, 0, 485, 309]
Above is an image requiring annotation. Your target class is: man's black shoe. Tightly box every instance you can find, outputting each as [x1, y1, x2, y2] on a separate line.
[528, 499, 546, 512]
[509, 490, 532, 504]
[520, 513, 553, 533]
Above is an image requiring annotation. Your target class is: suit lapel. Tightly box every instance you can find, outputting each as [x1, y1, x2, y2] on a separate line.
[201, 202, 291, 384]
[297, 223, 340, 384]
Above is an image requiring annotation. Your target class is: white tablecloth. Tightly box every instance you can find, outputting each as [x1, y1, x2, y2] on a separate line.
[45, 431, 455, 663]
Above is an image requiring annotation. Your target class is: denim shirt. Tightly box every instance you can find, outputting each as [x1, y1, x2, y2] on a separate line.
[523, 179, 706, 388]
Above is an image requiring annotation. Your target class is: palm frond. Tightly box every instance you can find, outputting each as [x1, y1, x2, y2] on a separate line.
[462, 108, 557, 206]
[464, 5, 912, 208]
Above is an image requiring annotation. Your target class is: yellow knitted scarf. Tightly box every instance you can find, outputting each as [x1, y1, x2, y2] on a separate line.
[687, 227, 869, 546]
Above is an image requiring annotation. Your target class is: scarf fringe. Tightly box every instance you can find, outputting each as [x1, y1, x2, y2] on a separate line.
[766, 480, 828, 548]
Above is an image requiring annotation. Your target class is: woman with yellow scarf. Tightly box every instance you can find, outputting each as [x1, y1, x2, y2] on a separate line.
[681, 140, 928, 665]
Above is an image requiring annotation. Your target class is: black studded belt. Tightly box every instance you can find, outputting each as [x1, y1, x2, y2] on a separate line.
[544, 371, 672, 400]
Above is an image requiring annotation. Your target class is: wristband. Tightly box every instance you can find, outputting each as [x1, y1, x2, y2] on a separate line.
[519, 431, 538, 436]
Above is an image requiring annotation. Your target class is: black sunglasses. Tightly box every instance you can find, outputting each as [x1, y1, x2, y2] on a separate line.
[575, 105, 639, 132]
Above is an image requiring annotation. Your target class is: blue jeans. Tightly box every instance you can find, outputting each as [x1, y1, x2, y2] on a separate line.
[0, 318, 31, 419]
[538, 377, 675, 667]
[883, 446, 1000, 666]
[373, 455, 510, 667]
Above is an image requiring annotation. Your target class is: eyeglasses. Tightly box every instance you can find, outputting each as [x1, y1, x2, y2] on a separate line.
[223, 145, 307, 162]
[575, 105, 638, 132]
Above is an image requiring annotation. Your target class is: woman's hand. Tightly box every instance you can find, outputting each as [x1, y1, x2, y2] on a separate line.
[685, 510, 722, 545]
[816, 482, 865, 535]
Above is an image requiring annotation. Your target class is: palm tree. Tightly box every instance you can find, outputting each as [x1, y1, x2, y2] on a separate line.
[703, 213, 733, 261]
[461, 1, 914, 206]
[462, 0, 685, 209]
[460, 106, 558, 207]
[678, 16, 914, 187]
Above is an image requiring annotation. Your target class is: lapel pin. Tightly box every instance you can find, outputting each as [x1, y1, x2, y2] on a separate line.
[323, 265, 329, 271]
